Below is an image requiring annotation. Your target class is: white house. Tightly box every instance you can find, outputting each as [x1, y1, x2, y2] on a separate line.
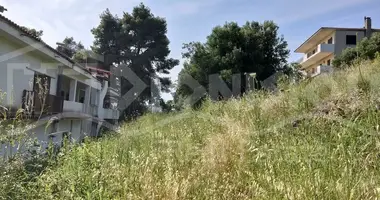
[0, 14, 120, 158]
[295, 17, 379, 77]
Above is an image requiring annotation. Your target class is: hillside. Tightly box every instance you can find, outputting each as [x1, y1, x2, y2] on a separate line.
[3, 60, 380, 199]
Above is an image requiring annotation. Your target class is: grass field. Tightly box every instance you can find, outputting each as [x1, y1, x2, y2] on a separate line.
[2, 60, 380, 199]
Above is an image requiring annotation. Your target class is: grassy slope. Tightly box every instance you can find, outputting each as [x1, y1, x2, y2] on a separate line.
[4, 60, 380, 199]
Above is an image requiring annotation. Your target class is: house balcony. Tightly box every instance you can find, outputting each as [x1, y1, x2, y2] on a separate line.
[22, 90, 64, 116]
[63, 101, 84, 113]
[301, 44, 334, 68]
[99, 107, 119, 120]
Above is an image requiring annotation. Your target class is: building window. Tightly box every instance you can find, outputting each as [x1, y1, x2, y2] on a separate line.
[346, 35, 357, 45]
[307, 48, 317, 58]
[327, 37, 333, 44]
[77, 89, 86, 103]
[311, 67, 316, 74]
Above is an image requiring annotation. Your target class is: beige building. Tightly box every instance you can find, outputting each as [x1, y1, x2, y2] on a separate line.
[295, 17, 380, 77]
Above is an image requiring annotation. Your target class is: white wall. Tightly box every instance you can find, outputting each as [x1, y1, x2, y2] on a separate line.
[0, 36, 59, 108]
[71, 120, 82, 142]
[57, 119, 83, 143]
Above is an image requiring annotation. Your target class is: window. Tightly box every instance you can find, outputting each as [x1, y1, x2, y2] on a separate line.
[311, 67, 316, 74]
[77, 89, 86, 103]
[346, 35, 357, 45]
[327, 37, 333, 44]
[307, 48, 317, 58]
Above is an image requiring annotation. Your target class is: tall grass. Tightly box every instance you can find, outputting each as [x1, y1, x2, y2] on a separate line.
[3, 60, 380, 199]
[0, 77, 56, 200]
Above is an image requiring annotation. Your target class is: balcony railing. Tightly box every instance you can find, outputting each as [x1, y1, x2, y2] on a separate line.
[99, 108, 120, 119]
[63, 101, 84, 113]
[22, 90, 64, 117]
[301, 44, 335, 68]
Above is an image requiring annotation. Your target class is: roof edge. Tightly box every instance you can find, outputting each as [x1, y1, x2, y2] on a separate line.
[294, 27, 329, 53]
[294, 26, 378, 53]
[0, 14, 96, 78]
[0, 14, 75, 64]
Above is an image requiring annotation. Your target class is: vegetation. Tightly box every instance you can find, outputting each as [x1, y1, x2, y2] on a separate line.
[333, 33, 380, 68]
[3, 2, 380, 199]
[21, 26, 43, 40]
[0, 5, 7, 13]
[56, 37, 86, 62]
[91, 4, 179, 119]
[176, 21, 289, 107]
[51, 3, 179, 120]
[2, 59, 380, 199]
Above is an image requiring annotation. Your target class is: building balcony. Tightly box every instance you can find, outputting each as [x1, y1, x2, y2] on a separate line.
[99, 108, 119, 120]
[22, 90, 64, 116]
[301, 44, 334, 68]
[63, 101, 84, 113]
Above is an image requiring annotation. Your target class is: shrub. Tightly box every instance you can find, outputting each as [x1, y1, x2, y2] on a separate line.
[332, 47, 359, 69]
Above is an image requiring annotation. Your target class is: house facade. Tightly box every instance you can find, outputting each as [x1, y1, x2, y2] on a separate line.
[295, 17, 379, 77]
[0, 14, 120, 158]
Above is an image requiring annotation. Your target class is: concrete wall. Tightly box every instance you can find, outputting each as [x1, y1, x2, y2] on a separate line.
[57, 119, 84, 143]
[71, 120, 83, 142]
[0, 36, 59, 108]
[334, 30, 365, 56]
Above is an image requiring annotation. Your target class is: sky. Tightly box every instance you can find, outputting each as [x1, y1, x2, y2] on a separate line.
[1, 0, 380, 99]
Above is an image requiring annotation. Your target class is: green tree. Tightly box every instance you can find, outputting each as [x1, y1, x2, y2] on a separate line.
[283, 62, 303, 81]
[91, 8, 121, 65]
[159, 99, 173, 113]
[0, 5, 7, 13]
[21, 26, 43, 40]
[357, 33, 380, 60]
[91, 4, 179, 119]
[332, 47, 358, 69]
[176, 21, 289, 105]
[56, 37, 85, 59]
